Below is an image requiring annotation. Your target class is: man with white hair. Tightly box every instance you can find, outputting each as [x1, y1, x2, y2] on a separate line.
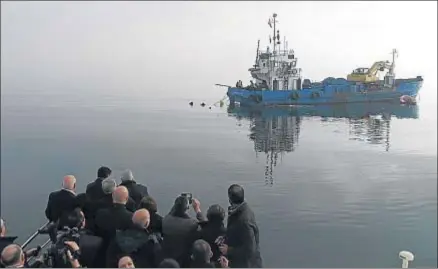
[119, 169, 149, 208]
[45, 175, 79, 224]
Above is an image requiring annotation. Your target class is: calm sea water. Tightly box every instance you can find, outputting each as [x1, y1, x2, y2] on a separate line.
[1, 91, 436, 268]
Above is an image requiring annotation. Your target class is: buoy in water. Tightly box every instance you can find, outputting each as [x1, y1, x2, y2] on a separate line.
[200, 102, 206, 107]
[189, 101, 194, 106]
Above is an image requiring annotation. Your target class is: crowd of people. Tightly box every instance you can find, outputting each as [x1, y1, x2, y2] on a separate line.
[0, 166, 262, 268]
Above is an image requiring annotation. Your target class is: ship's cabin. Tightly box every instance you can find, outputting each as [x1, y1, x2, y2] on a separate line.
[352, 68, 369, 74]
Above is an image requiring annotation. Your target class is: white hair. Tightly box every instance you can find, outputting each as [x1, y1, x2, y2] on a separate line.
[102, 178, 117, 194]
[121, 169, 135, 182]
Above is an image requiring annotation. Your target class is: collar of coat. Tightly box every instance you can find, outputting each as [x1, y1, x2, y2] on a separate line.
[228, 201, 247, 216]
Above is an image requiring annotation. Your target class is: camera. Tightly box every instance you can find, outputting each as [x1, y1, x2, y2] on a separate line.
[181, 192, 193, 204]
[43, 227, 81, 268]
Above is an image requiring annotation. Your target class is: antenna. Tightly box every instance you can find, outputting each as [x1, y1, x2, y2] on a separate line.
[254, 39, 260, 67]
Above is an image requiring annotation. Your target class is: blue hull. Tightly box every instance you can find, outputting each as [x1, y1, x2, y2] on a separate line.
[227, 102, 419, 120]
[227, 77, 423, 107]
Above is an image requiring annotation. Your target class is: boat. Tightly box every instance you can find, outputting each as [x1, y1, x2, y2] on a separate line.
[225, 13, 423, 107]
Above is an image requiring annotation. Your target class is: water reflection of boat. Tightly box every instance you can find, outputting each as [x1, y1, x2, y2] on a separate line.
[227, 103, 419, 185]
[227, 102, 419, 120]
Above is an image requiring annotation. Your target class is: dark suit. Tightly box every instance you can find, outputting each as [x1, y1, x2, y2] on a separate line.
[86, 178, 106, 202]
[45, 189, 77, 223]
[78, 229, 105, 268]
[94, 204, 133, 243]
[0, 236, 17, 255]
[119, 181, 149, 207]
[225, 202, 262, 268]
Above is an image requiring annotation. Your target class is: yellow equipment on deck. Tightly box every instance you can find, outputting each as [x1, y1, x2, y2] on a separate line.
[347, 61, 392, 83]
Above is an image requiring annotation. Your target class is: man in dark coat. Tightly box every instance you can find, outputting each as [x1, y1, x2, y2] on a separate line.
[106, 209, 163, 268]
[94, 186, 133, 243]
[57, 208, 105, 268]
[86, 166, 112, 202]
[139, 196, 163, 235]
[189, 239, 215, 268]
[119, 170, 149, 208]
[162, 196, 206, 267]
[45, 175, 78, 225]
[199, 204, 227, 263]
[219, 184, 262, 268]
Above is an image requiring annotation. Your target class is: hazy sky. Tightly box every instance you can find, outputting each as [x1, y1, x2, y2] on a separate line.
[1, 1, 437, 100]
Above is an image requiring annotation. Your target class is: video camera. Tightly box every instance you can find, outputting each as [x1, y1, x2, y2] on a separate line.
[42, 226, 81, 268]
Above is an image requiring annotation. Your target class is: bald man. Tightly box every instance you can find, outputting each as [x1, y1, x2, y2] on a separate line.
[45, 175, 79, 224]
[95, 186, 134, 244]
[118, 256, 135, 268]
[106, 209, 163, 268]
[1, 244, 25, 268]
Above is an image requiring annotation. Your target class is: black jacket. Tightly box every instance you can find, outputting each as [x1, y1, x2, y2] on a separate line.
[225, 202, 262, 268]
[149, 211, 163, 235]
[77, 229, 105, 268]
[75, 193, 95, 231]
[86, 178, 106, 202]
[44, 189, 77, 223]
[106, 226, 163, 268]
[119, 181, 149, 207]
[199, 221, 226, 262]
[94, 204, 133, 243]
[162, 212, 205, 267]
[0, 236, 17, 255]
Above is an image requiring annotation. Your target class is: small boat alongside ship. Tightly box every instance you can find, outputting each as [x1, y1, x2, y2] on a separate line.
[225, 13, 423, 107]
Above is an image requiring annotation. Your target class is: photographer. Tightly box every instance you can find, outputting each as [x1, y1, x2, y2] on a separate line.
[49, 208, 104, 268]
[162, 194, 206, 267]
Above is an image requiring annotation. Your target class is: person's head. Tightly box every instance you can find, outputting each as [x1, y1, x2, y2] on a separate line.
[158, 259, 180, 268]
[61, 208, 85, 229]
[132, 209, 150, 229]
[170, 195, 190, 217]
[206, 204, 225, 224]
[120, 169, 135, 183]
[102, 178, 117, 195]
[0, 218, 5, 237]
[118, 256, 135, 268]
[1, 244, 25, 268]
[228, 184, 245, 205]
[97, 166, 112, 179]
[191, 239, 212, 263]
[62, 175, 76, 192]
[139, 196, 158, 213]
[113, 186, 129, 205]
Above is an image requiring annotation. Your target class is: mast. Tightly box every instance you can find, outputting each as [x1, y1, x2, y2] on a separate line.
[254, 39, 260, 68]
[390, 48, 397, 75]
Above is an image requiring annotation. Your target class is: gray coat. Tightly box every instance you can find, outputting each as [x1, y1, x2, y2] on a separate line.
[162, 212, 205, 266]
